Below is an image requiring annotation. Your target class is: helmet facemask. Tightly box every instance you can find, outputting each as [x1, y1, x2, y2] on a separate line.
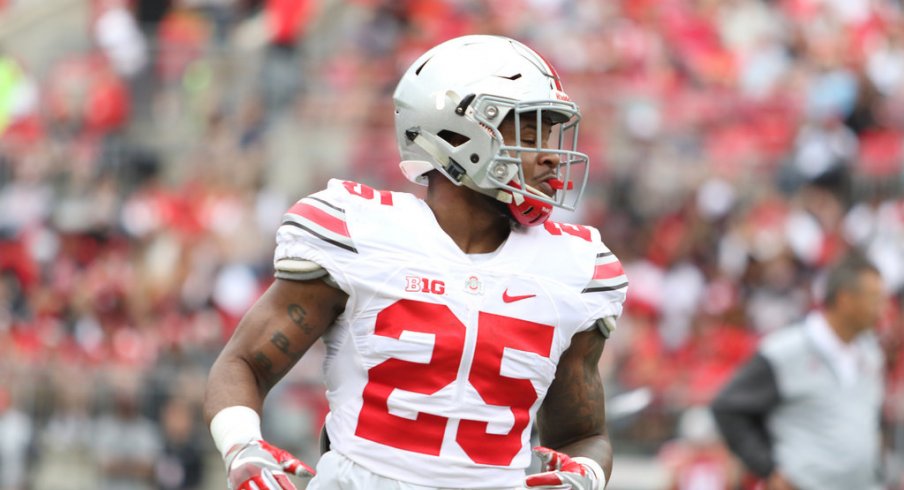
[470, 96, 589, 226]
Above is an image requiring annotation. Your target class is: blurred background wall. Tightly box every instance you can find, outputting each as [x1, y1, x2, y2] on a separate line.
[0, 0, 902, 489]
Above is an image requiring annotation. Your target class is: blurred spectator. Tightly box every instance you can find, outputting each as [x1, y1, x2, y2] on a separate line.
[134, 0, 172, 31]
[0, 388, 31, 490]
[258, 0, 317, 115]
[44, 53, 130, 139]
[93, 0, 149, 79]
[671, 307, 758, 407]
[154, 398, 204, 490]
[30, 374, 97, 490]
[658, 406, 740, 490]
[155, 7, 210, 85]
[94, 380, 162, 490]
[790, 117, 858, 183]
[0, 53, 39, 138]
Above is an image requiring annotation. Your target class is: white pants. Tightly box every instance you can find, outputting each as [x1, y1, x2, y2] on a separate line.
[306, 451, 523, 490]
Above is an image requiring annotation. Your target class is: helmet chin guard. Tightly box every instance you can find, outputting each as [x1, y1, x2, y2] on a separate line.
[498, 180, 554, 226]
[393, 35, 590, 226]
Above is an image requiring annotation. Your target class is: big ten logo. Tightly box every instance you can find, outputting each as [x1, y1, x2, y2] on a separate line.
[405, 276, 446, 295]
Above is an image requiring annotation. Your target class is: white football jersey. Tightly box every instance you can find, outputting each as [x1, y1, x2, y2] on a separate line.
[274, 179, 627, 488]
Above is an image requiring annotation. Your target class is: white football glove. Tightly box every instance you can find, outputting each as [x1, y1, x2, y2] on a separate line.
[224, 440, 314, 490]
[523, 446, 605, 490]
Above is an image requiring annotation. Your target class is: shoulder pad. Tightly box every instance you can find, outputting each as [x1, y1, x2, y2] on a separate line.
[274, 258, 339, 289]
[595, 317, 617, 338]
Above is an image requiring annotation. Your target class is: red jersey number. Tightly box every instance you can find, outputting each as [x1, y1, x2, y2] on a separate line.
[342, 180, 394, 205]
[354, 300, 554, 465]
[544, 221, 592, 242]
[457, 312, 554, 465]
[354, 301, 464, 455]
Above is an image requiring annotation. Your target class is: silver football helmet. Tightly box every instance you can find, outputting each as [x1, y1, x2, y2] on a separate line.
[393, 35, 590, 226]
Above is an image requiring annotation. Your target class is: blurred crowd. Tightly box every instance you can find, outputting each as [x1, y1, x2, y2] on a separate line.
[1, 0, 903, 489]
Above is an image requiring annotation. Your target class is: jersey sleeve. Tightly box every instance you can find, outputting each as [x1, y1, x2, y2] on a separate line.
[577, 226, 628, 335]
[273, 179, 360, 294]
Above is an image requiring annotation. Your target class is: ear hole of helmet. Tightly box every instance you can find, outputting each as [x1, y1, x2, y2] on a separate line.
[437, 130, 470, 147]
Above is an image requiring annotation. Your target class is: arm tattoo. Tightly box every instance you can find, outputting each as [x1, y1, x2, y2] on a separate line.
[545, 362, 606, 440]
[575, 366, 606, 433]
[287, 304, 313, 334]
[539, 333, 608, 447]
[270, 331, 303, 358]
[251, 350, 290, 390]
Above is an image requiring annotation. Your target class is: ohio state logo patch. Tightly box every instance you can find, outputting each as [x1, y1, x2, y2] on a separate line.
[464, 275, 484, 295]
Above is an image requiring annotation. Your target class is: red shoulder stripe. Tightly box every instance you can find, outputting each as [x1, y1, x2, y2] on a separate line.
[593, 260, 624, 281]
[287, 202, 350, 238]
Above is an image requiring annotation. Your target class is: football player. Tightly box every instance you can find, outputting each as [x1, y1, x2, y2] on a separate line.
[204, 35, 628, 490]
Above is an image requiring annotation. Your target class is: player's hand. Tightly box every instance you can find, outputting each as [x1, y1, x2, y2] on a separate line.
[224, 440, 314, 490]
[523, 446, 601, 490]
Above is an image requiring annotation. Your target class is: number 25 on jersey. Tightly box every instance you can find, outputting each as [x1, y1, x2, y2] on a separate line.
[355, 299, 554, 466]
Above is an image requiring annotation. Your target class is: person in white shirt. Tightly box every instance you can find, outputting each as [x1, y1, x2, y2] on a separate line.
[711, 253, 887, 490]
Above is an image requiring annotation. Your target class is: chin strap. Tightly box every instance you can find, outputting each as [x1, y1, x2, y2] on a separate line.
[502, 180, 553, 226]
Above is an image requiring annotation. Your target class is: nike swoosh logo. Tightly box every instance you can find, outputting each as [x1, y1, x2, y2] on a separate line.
[502, 289, 536, 303]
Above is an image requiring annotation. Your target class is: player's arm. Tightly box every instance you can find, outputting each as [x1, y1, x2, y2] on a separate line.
[203, 276, 347, 489]
[205, 277, 346, 418]
[529, 327, 611, 489]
